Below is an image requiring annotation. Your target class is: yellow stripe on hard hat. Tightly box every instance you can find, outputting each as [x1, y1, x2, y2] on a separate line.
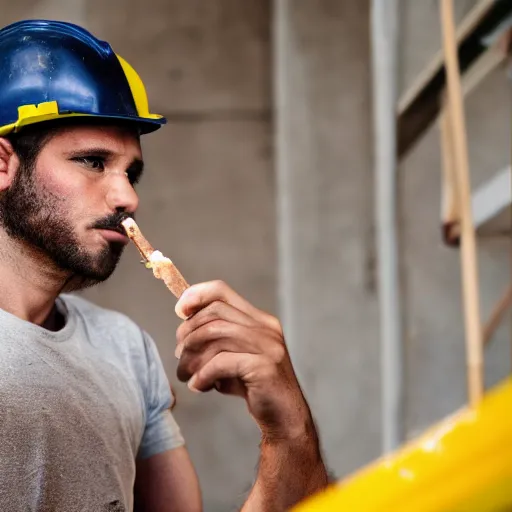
[0, 101, 92, 137]
[116, 54, 163, 121]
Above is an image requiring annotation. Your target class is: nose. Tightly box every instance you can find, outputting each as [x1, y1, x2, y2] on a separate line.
[105, 174, 139, 214]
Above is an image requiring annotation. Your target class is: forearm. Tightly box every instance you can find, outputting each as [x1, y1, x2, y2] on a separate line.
[241, 425, 329, 512]
[134, 448, 202, 512]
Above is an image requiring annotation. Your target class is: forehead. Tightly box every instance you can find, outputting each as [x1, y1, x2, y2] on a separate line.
[43, 124, 143, 158]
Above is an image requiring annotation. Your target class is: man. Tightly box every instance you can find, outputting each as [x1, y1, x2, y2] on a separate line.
[0, 19, 328, 511]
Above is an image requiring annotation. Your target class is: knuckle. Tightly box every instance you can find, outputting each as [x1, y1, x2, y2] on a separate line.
[202, 300, 224, 322]
[176, 322, 188, 343]
[266, 315, 283, 334]
[257, 359, 279, 381]
[212, 279, 227, 290]
[203, 319, 231, 339]
[196, 307, 215, 327]
[268, 341, 286, 363]
[177, 346, 212, 383]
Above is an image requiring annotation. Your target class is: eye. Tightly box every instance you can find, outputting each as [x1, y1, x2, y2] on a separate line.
[126, 169, 142, 186]
[72, 156, 106, 171]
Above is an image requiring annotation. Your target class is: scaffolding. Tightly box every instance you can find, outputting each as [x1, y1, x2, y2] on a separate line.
[293, 0, 512, 509]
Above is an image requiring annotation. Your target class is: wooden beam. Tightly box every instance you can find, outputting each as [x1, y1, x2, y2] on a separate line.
[399, 0, 494, 114]
[440, 46, 507, 245]
[397, 0, 512, 160]
[440, 0, 484, 405]
[440, 101, 459, 244]
[483, 285, 512, 346]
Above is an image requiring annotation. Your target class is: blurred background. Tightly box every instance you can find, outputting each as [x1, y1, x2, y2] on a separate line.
[2, 1, 510, 510]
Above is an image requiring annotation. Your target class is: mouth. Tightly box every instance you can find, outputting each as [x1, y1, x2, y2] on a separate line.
[95, 228, 130, 245]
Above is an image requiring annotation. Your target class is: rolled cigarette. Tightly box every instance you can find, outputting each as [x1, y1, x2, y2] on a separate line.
[121, 217, 189, 299]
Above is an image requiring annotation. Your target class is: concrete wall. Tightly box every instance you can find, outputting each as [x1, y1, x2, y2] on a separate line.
[2, 1, 510, 510]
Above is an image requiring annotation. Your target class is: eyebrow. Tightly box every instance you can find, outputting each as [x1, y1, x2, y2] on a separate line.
[66, 148, 113, 158]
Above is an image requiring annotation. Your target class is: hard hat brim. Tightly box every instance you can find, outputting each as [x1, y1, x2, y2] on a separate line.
[0, 108, 167, 138]
[89, 113, 167, 135]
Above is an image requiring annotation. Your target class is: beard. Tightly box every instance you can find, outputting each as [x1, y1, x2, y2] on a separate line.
[0, 162, 126, 290]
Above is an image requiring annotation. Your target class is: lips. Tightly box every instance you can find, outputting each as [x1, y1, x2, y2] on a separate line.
[105, 226, 128, 236]
[96, 228, 129, 244]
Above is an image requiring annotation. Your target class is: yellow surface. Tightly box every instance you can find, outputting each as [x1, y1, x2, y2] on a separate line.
[294, 378, 512, 511]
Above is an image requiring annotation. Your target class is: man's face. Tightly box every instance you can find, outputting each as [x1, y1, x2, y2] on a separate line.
[0, 124, 143, 287]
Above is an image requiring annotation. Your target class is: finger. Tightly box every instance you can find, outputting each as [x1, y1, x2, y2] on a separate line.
[176, 300, 256, 357]
[187, 351, 259, 394]
[213, 378, 246, 397]
[175, 281, 278, 331]
[176, 321, 264, 380]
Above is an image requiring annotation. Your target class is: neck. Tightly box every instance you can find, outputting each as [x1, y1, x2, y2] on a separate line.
[0, 231, 70, 327]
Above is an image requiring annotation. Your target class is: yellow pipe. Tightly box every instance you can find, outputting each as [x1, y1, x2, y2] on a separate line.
[293, 378, 512, 511]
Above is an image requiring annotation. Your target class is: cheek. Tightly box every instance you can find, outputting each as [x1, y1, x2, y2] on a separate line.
[35, 163, 97, 213]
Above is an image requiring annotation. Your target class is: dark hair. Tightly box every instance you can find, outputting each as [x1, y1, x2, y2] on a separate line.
[7, 128, 54, 172]
[6, 118, 141, 170]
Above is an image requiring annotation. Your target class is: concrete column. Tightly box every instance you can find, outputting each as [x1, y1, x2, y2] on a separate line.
[273, 0, 382, 476]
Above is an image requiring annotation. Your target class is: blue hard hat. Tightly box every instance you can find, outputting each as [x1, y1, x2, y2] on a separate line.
[0, 19, 166, 136]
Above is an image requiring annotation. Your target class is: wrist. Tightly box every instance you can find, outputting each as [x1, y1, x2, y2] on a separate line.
[260, 429, 325, 472]
[260, 418, 327, 483]
[260, 407, 318, 444]
[246, 429, 328, 511]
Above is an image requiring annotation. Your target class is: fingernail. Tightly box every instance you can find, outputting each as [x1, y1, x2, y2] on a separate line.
[175, 287, 195, 319]
[175, 344, 183, 359]
[187, 375, 202, 393]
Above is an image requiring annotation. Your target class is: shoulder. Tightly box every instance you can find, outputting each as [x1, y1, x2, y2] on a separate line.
[60, 294, 164, 384]
[60, 293, 148, 345]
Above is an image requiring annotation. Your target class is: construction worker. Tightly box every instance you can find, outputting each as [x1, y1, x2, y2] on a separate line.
[0, 19, 328, 511]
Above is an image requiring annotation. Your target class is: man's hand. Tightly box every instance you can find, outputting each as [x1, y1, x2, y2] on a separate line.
[175, 281, 328, 510]
[174, 280, 309, 440]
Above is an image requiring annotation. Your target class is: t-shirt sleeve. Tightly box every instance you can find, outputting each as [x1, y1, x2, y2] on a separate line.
[137, 332, 185, 460]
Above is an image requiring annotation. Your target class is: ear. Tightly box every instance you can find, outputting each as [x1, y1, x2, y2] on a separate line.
[0, 138, 19, 191]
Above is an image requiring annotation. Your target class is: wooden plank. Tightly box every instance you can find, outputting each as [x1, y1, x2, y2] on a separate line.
[397, 0, 512, 159]
[398, 0, 494, 115]
[483, 285, 512, 346]
[440, 0, 484, 405]
[440, 102, 459, 244]
[440, 48, 507, 245]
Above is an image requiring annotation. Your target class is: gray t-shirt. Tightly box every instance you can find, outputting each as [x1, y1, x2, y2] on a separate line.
[0, 294, 184, 512]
